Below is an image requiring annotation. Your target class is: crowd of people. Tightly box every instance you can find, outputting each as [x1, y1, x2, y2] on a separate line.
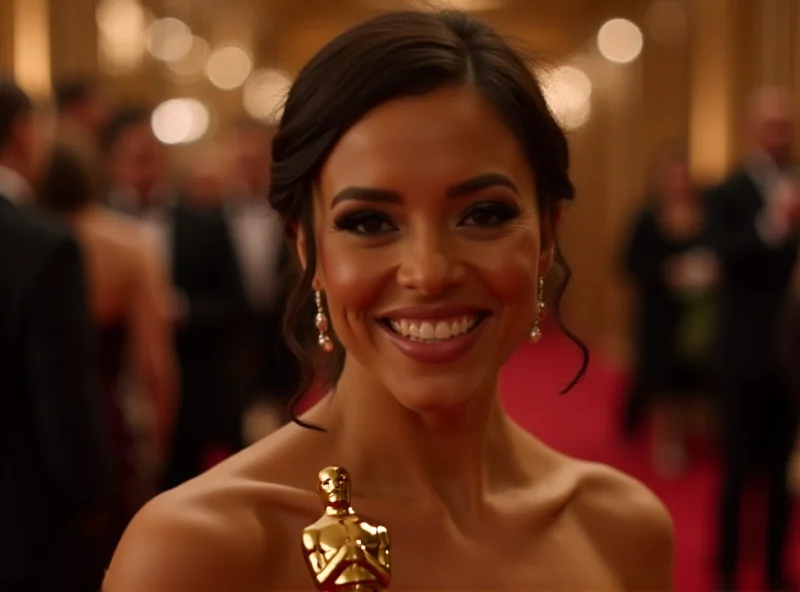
[1, 76, 298, 591]
[622, 87, 800, 590]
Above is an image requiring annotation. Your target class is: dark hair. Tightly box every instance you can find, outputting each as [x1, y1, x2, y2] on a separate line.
[54, 78, 98, 112]
[268, 10, 588, 430]
[37, 145, 94, 213]
[0, 76, 33, 151]
[100, 106, 151, 155]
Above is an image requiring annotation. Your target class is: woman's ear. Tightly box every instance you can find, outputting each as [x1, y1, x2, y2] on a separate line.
[296, 225, 324, 290]
[539, 203, 563, 277]
[539, 245, 556, 278]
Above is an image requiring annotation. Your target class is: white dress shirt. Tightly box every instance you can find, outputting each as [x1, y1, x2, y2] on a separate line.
[225, 196, 283, 312]
[747, 152, 799, 247]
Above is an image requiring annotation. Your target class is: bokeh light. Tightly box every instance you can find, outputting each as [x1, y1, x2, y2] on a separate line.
[206, 45, 253, 90]
[96, 0, 150, 74]
[151, 98, 210, 145]
[243, 68, 294, 124]
[167, 36, 210, 78]
[597, 18, 644, 64]
[540, 65, 593, 131]
[146, 17, 193, 62]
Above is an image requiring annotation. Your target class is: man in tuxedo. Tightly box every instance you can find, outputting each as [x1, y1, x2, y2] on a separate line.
[706, 86, 800, 591]
[53, 77, 109, 194]
[103, 107, 248, 487]
[223, 119, 300, 435]
[0, 79, 113, 590]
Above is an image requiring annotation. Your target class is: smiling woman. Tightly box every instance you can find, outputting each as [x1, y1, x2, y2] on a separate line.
[104, 9, 675, 592]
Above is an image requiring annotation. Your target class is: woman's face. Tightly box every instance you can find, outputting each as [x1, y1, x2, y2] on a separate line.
[659, 158, 692, 201]
[303, 85, 555, 413]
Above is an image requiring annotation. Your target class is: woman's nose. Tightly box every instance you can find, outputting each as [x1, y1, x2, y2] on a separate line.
[395, 231, 464, 296]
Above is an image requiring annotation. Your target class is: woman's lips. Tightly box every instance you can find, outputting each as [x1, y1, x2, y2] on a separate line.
[387, 315, 479, 340]
[376, 307, 490, 364]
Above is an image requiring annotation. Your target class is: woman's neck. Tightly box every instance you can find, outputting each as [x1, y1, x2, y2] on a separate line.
[315, 357, 524, 521]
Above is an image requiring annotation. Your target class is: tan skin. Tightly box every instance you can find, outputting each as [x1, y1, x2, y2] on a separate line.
[105, 86, 673, 591]
[655, 158, 716, 291]
[68, 205, 178, 452]
[656, 159, 701, 242]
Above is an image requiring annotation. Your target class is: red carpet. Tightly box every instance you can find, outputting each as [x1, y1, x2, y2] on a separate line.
[502, 328, 799, 591]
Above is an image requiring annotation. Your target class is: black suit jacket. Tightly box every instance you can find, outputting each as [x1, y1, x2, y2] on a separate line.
[0, 195, 112, 582]
[171, 202, 248, 336]
[780, 293, 800, 396]
[624, 204, 712, 389]
[705, 169, 800, 380]
[168, 203, 249, 459]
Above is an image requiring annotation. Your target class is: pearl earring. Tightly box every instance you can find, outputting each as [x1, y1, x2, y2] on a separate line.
[315, 290, 334, 353]
[529, 277, 546, 343]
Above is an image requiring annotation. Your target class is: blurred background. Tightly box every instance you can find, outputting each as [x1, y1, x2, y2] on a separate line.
[4, 0, 797, 360]
[1, 0, 800, 590]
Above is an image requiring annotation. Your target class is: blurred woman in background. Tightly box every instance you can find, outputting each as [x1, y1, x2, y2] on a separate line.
[36, 145, 178, 548]
[622, 144, 718, 477]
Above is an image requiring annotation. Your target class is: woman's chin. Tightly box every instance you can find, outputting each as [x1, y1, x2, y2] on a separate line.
[387, 374, 494, 418]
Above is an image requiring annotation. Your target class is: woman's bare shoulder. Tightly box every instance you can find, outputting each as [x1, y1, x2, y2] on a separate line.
[104, 436, 322, 592]
[78, 207, 144, 246]
[513, 432, 672, 590]
[571, 460, 674, 590]
[103, 480, 266, 592]
[73, 209, 148, 268]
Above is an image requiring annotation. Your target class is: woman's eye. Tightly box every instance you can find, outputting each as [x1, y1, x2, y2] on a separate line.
[460, 202, 520, 227]
[334, 212, 396, 236]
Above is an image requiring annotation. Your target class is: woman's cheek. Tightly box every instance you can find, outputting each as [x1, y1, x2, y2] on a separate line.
[318, 240, 391, 317]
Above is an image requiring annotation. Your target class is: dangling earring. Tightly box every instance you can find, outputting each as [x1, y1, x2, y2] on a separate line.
[315, 290, 334, 353]
[529, 277, 546, 343]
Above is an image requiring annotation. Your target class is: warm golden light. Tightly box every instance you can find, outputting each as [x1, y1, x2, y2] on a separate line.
[97, 0, 149, 74]
[243, 68, 293, 124]
[147, 17, 193, 63]
[13, 0, 51, 98]
[167, 37, 210, 79]
[151, 98, 210, 145]
[540, 65, 593, 131]
[597, 18, 644, 64]
[206, 45, 253, 90]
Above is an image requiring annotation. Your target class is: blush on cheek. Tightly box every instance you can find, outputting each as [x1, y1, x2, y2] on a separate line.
[487, 250, 539, 302]
[317, 241, 389, 326]
[474, 229, 541, 310]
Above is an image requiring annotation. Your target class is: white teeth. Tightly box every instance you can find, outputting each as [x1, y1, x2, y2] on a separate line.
[434, 322, 450, 339]
[388, 315, 480, 342]
[419, 322, 435, 339]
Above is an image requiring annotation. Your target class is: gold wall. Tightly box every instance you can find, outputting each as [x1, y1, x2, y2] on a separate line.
[3, 0, 800, 364]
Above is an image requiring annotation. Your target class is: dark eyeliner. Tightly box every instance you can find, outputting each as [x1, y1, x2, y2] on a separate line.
[332, 210, 396, 235]
[460, 201, 521, 226]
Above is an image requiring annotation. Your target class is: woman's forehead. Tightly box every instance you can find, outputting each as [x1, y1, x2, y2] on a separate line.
[318, 86, 533, 198]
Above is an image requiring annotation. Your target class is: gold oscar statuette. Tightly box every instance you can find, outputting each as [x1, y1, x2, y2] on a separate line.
[302, 467, 391, 591]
